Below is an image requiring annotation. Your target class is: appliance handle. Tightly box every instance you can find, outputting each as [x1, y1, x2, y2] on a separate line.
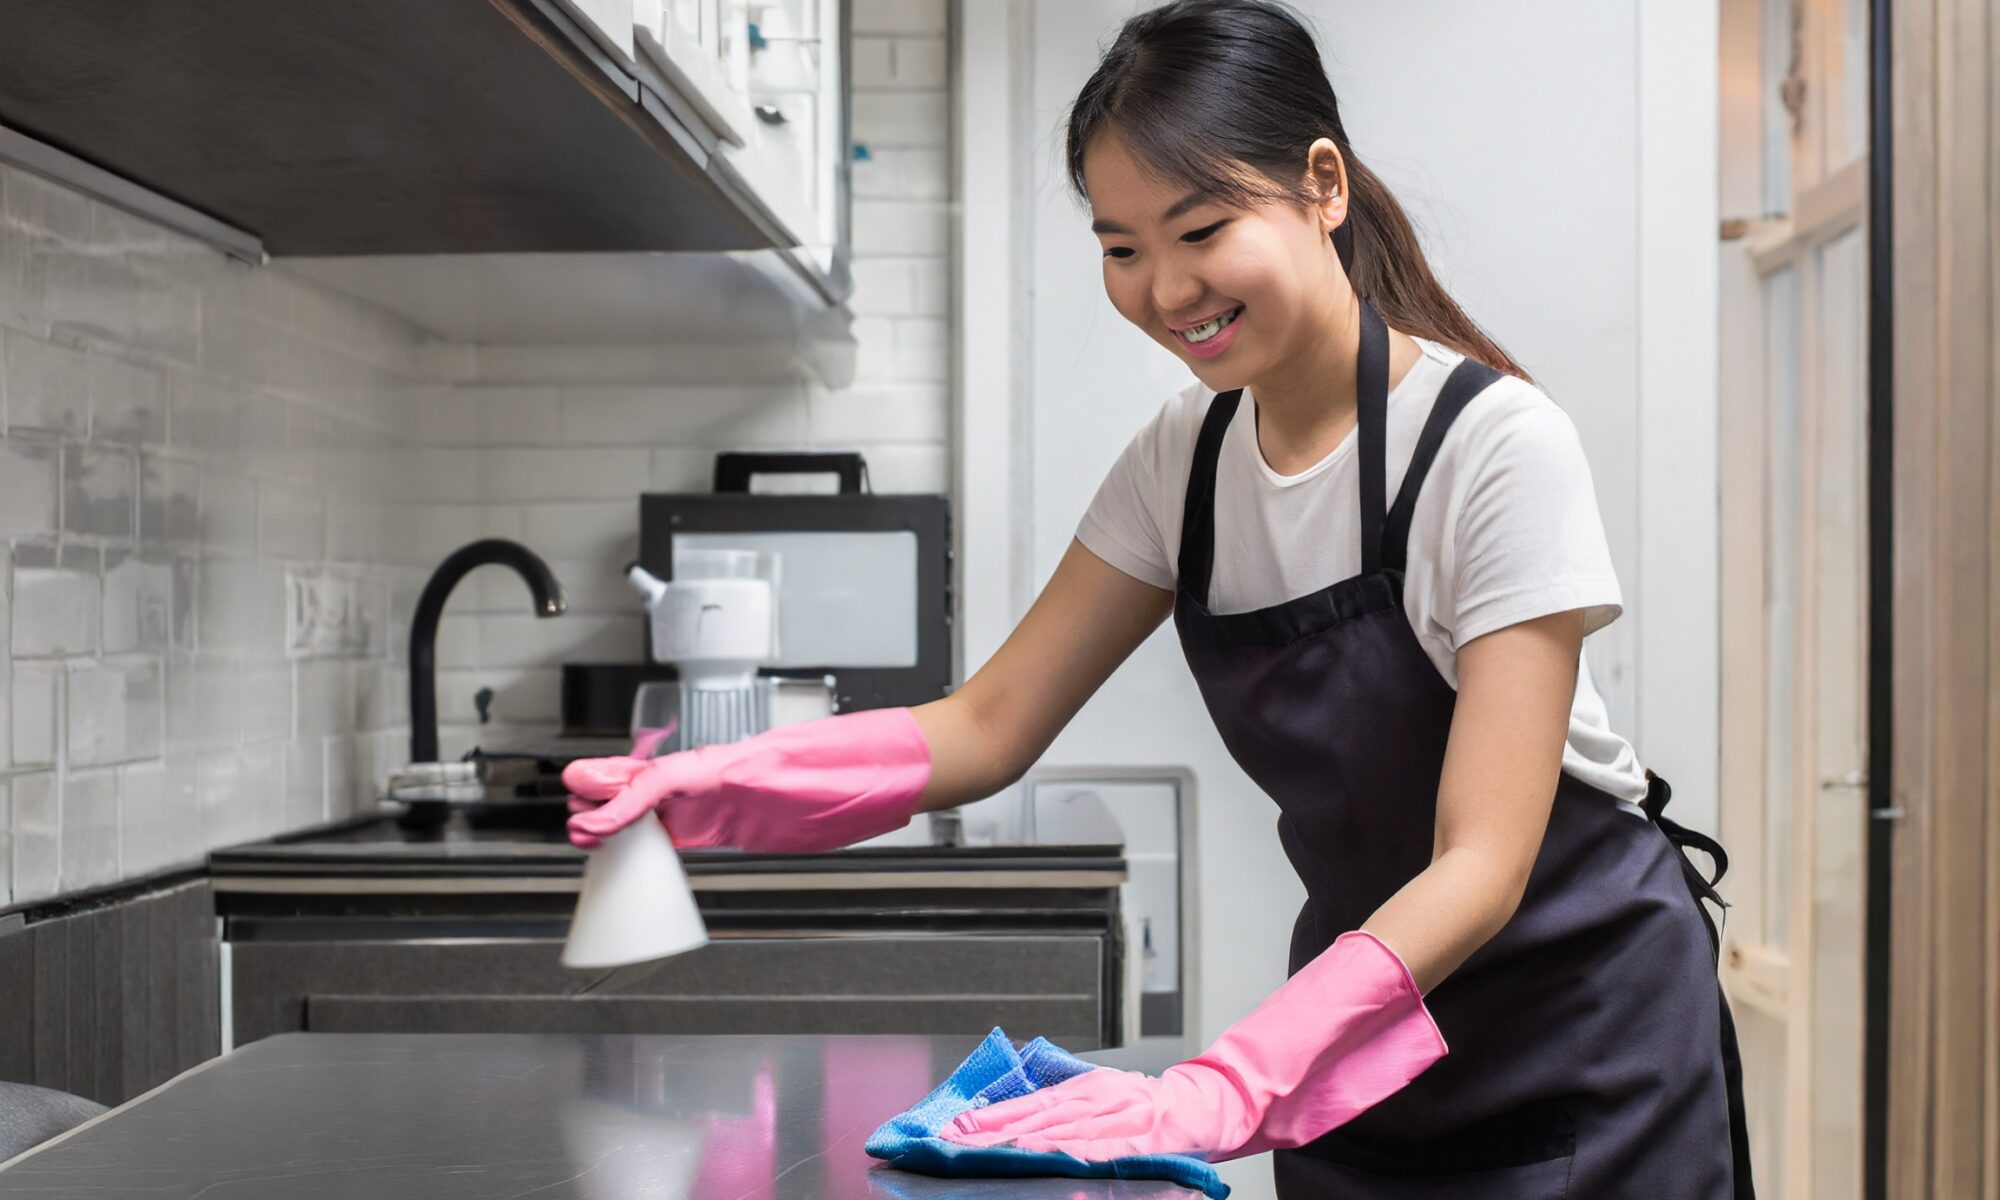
[712, 452, 867, 494]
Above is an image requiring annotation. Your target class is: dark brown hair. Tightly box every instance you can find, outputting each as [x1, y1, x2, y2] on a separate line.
[1064, 0, 1530, 381]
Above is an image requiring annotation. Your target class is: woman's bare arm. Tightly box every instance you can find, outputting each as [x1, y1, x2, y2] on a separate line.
[910, 540, 1174, 810]
[1361, 609, 1585, 993]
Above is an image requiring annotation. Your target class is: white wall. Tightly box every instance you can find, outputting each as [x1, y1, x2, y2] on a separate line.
[958, 4, 1717, 1193]
[0, 163, 431, 906]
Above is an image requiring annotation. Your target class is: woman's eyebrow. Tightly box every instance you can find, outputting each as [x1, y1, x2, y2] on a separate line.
[1090, 190, 1211, 235]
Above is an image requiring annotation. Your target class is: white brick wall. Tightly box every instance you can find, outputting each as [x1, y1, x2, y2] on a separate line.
[0, 161, 429, 906]
[0, 0, 956, 905]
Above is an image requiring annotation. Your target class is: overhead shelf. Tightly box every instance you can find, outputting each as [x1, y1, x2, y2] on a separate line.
[0, 0, 835, 287]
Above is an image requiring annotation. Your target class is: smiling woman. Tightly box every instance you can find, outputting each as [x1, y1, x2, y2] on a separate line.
[556, 2, 1754, 1196]
[937, 2, 1758, 1197]
[1066, 5, 1525, 397]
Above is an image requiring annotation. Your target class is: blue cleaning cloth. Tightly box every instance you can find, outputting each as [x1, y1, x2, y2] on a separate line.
[865, 1027, 1230, 1199]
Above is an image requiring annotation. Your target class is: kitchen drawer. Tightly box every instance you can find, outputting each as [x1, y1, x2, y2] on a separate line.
[230, 934, 1114, 1048]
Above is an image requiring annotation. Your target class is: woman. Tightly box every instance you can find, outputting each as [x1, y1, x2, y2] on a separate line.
[564, 1, 1752, 1195]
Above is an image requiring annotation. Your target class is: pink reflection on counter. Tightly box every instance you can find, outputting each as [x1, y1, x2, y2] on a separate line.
[688, 1055, 777, 1200]
[821, 1036, 938, 1199]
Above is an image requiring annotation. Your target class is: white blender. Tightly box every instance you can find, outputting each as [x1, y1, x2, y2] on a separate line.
[624, 547, 780, 749]
[559, 548, 782, 972]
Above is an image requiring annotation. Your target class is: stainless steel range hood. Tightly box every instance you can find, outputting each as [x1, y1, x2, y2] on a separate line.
[0, 0, 815, 268]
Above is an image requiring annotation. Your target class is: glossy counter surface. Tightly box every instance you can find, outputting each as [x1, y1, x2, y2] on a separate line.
[0, 1033, 1194, 1199]
[208, 814, 1127, 892]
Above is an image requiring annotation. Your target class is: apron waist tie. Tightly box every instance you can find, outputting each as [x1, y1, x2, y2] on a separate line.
[1641, 770, 1757, 1200]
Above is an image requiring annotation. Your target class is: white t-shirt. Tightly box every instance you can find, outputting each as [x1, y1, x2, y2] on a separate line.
[1075, 335, 1649, 805]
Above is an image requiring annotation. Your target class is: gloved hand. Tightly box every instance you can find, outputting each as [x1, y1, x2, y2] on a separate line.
[563, 707, 933, 852]
[944, 929, 1445, 1161]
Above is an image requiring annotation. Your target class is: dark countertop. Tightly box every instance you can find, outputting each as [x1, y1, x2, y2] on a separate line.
[0, 1033, 1194, 1199]
[209, 814, 1127, 891]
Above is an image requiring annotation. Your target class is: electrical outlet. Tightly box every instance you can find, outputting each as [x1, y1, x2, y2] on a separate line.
[286, 569, 385, 658]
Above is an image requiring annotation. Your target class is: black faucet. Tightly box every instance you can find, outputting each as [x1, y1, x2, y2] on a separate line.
[408, 539, 566, 764]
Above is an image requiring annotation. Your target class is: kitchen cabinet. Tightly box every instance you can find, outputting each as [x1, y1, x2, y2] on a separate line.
[227, 936, 1109, 1045]
[0, 882, 220, 1108]
[212, 823, 1129, 1050]
[634, 0, 851, 287]
[0, 0, 851, 303]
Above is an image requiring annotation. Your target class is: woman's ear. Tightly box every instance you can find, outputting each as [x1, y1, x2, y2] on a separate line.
[1305, 137, 1349, 233]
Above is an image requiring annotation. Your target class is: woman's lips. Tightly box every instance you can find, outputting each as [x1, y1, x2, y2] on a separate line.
[1173, 307, 1243, 360]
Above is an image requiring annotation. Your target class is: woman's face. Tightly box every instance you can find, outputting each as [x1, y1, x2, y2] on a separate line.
[1083, 133, 1348, 391]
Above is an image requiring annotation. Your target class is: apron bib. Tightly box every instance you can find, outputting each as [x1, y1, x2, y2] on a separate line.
[1171, 301, 1753, 1199]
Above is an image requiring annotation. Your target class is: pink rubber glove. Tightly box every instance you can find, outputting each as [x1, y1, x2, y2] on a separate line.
[563, 707, 933, 852]
[944, 929, 1446, 1161]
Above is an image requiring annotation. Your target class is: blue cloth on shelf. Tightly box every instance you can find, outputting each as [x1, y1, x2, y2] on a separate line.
[865, 1027, 1230, 1199]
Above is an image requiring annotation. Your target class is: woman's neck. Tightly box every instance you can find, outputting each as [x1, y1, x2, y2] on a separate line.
[1249, 297, 1420, 477]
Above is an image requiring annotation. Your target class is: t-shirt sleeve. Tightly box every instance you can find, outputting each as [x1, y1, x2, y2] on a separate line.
[1075, 401, 1179, 592]
[1447, 389, 1624, 645]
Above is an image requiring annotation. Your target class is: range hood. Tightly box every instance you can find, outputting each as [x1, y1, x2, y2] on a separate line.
[0, 0, 810, 264]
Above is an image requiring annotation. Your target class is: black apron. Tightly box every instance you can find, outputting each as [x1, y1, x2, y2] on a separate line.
[1171, 300, 1754, 1198]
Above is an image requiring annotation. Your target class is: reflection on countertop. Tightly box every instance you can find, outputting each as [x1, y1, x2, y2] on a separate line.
[207, 811, 1127, 887]
[0, 1033, 1191, 1199]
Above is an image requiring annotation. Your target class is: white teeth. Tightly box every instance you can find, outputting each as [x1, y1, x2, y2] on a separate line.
[1180, 308, 1240, 344]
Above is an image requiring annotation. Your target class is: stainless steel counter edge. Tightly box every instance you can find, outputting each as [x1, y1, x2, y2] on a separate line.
[211, 868, 1129, 895]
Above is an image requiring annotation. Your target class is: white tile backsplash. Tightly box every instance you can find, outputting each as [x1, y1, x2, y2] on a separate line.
[198, 468, 259, 553]
[283, 736, 326, 827]
[66, 657, 164, 767]
[165, 653, 238, 750]
[1, 153, 429, 905]
[851, 148, 949, 201]
[852, 0, 946, 36]
[58, 768, 119, 891]
[240, 662, 294, 743]
[259, 481, 324, 560]
[89, 353, 168, 444]
[11, 771, 59, 901]
[137, 454, 200, 545]
[850, 37, 895, 88]
[1, 0, 955, 907]
[294, 659, 356, 737]
[117, 759, 186, 878]
[0, 439, 58, 535]
[11, 660, 60, 766]
[852, 92, 949, 147]
[62, 442, 138, 538]
[0, 780, 11, 903]
[13, 542, 99, 657]
[519, 501, 638, 562]
[103, 550, 173, 652]
[889, 38, 948, 89]
[475, 447, 652, 503]
[2, 328, 89, 437]
[852, 200, 950, 257]
[555, 385, 809, 447]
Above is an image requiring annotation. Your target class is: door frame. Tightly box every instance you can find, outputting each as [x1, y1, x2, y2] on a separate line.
[1860, 2, 1890, 1198]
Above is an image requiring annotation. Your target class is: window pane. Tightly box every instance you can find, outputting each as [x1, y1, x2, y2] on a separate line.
[1841, 0, 1870, 165]
[1809, 227, 1867, 1198]
[1762, 0, 1796, 213]
[1762, 263, 1801, 950]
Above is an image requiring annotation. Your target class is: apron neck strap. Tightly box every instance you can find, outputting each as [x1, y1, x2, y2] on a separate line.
[1378, 355, 1506, 572]
[1176, 387, 1243, 608]
[1356, 299, 1392, 575]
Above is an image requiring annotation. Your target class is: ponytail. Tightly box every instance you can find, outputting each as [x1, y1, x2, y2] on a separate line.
[1064, 0, 1531, 381]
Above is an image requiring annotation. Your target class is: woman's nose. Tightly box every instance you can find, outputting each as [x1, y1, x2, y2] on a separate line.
[1150, 266, 1204, 317]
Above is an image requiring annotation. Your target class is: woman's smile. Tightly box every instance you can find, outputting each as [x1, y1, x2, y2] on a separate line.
[1172, 305, 1244, 358]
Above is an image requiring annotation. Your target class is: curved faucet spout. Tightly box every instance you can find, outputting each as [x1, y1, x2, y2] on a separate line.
[409, 538, 566, 764]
